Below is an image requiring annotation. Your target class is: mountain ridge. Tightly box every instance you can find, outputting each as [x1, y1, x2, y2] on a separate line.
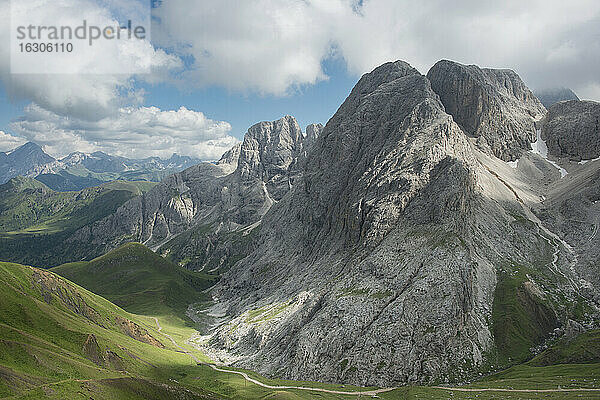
[0, 141, 208, 190]
[62, 117, 323, 272]
[192, 60, 597, 386]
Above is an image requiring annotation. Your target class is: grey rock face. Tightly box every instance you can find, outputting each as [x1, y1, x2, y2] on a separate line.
[427, 60, 546, 161]
[542, 100, 600, 161]
[215, 143, 242, 174]
[535, 158, 600, 303]
[535, 88, 579, 109]
[304, 123, 323, 148]
[66, 117, 323, 270]
[202, 61, 579, 386]
[237, 116, 314, 201]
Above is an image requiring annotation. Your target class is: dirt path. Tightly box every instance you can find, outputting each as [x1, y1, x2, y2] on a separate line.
[202, 365, 600, 397]
[155, 317, 600, 397]
[202, 364, 398, 396]
[432, 386, 600, 393]
[152, 317, 200, 364]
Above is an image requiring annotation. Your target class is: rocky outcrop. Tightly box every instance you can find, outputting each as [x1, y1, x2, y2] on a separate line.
[82, 334, 103, 366]
[238, 116, 305, 201]
[66, 118, 323, 271]
[32, 269, 103, 325]
[115, 316, 164, 348]
[427, 60, 546, 161]
[542, 100, 600, 161]
[202, 60, 579, 386]
[214, 143, 242, 174]
[535, 88, 579, 109]
[304, 123, 323, 149]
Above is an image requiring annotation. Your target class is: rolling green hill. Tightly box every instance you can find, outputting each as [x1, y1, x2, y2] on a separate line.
[52, 243, 217, 319]
[0, 178, 154, 267]
[0, 260, 598, 399]
[0, 261, 218, 399]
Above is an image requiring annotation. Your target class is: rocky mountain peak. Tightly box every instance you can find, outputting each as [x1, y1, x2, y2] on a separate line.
[304, 123, 323, 147]
[296, 60, 476, 246]
[237, 116, 303, 180]
[427, 60, 545, 161]
[215, 142, 242, 174]
[542, 99, 600, 161]
[354, 60, 421, 94]
[0, 142, 56, 184]
[10, 142, 55, 163]
[236, 115, 315, 200]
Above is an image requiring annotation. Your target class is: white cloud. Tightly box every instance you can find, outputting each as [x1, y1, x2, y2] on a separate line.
[153, 0, 347, 95]
[9, 104, 238, 160]
[3, 0, 600, 160]
[154, 0, 600, 99]
[0, 131, 27, 152]
[0, 0, 182, 120]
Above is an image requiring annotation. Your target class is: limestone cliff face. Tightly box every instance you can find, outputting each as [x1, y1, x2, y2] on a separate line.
[67, 118, 323, 269]
[542, 100, 600, 161]
[204, 61, 578, 386]
[237, 116, 315, 201]
[427, 60, 546, 161]
[215, 142, 242, 175]
[304, 123, 323, 149]
[65, 58, 600, 387]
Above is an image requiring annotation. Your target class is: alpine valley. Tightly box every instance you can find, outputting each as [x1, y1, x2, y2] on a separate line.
[1, 59, 600, 400]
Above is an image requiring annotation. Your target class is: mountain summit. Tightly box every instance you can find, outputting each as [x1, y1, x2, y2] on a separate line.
[427, 60, 546, 161]
[0, 142, 55, 184]
[193, 60, 595, 386]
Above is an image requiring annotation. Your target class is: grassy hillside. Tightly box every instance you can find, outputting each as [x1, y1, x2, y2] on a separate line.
[52, 243, 217, 319]
[0, 261, 217, 399]
[0, 178, 154, 267]
[529, 329, 600, 366]
[0, 261, 598, 399]
[491, 267, 559, 365]
[35, 171, 104, 191]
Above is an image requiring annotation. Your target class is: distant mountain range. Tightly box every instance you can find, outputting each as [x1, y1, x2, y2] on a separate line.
[534, 87, 580, 109]
[0, 142, 204, 191]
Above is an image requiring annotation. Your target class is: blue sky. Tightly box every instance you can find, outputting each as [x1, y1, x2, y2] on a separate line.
[0, 84, 26, 133]
[138, 57, 358, 139]
[1, 0, 599, 159]
[0, 56, 357, 146]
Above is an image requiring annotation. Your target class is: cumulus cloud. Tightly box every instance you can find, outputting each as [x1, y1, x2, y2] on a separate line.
[153, 0, 348, 95]
[3, 0, 600, 161]
[0, 131, 27, 152]
[0, 0, 182, 120]
[154, 0, 600, 99]
[9, 104, 238, 160]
